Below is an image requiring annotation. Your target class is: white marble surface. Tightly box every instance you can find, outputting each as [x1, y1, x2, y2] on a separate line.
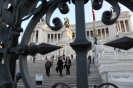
[110, 78, 133, 88]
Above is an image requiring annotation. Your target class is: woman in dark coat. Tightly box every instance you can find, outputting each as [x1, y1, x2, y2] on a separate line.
[57, 56, 64, 77]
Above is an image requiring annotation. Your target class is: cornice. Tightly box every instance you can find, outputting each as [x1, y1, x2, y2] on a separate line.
[35, 11, 131, 32]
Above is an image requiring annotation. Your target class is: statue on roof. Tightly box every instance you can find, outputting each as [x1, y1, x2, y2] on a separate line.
[64, 17, 70, 28]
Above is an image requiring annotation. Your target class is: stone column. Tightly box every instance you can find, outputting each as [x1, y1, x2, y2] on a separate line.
[89, 31, 91, 41]
[57, 34, 58, 41]
[116, 23, 119, 32]
[60, 33, 62, 40]
[44, 31, 48, 43]
[119, 21, 122, 32]
[127, 19, 133, 32]
[47, 34, 49, 43]
[123, 20, 127, 32]
[49, 34, 51, 43]
[104, 28, 107, 40]
[53, 34, 54, 42]
[108, 24, 116, 39]
[100, 29, 103, 40]
[55, 34, 57, 41]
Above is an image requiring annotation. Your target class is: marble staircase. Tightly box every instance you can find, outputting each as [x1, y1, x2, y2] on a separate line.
[16, 59, 102, 88]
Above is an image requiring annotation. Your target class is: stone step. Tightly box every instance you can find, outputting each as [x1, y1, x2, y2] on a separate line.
[18, 77, 102, 84]
[17, 85, 98, 88]
[17, 83, 101, 88]
[17, 59, 102, 88]
[88, 74, 101, 78]
[18, 78, 102, 82]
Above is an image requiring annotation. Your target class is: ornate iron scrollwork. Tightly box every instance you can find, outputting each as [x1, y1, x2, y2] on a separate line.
[0, 0, 133, 88]
[46, 0, 70, 31]
[96, 82, 118, 88]
[102, 0, 120, 25]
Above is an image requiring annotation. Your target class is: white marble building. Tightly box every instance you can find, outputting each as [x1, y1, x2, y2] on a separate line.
[29, 11, 133, 88]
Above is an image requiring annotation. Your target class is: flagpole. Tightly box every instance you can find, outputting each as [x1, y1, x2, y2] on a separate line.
[91, 0, 97, 44]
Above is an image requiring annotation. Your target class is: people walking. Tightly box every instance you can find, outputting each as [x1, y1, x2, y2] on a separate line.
[65, 56, 71, 76]
[45, 59, 51, 77]
[57, 56, 64, 77]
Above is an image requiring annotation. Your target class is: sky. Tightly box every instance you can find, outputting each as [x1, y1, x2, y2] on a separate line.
[21, 1, 133, 32]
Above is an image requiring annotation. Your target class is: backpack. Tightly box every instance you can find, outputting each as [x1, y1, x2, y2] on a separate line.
[45, 61, 51, 67]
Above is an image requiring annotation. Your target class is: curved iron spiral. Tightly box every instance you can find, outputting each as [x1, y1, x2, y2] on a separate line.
[45, 0, 70, 31]
[91, 0, 119, 25]
[101, 0, 120, 25]
[96, 82, 118, 88]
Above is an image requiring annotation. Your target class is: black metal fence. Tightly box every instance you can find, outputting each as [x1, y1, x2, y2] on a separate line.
[0, 0, 133, 88]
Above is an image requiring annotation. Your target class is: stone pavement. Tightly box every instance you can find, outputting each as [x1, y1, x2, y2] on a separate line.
[16, 59, 102, 88]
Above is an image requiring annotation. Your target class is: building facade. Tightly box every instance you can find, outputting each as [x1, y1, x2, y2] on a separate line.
[29, 11, 132, 60]
[28, 11, 133, 87]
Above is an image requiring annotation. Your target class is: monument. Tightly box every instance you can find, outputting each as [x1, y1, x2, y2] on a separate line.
[29, 11, 133, 60]
[29, 11, 133, 88]
[0, 0, 133, 88]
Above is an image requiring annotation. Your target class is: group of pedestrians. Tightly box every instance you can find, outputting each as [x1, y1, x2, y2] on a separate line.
[45, 55, 72, 77]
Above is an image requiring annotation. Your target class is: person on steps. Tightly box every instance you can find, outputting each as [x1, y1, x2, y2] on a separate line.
[65, 56, 71, 76]
[57, 56, 64, 77]
[45, 59, 51, 77]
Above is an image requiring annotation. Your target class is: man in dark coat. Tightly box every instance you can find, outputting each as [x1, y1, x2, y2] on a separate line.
[45, 59, 51, 77]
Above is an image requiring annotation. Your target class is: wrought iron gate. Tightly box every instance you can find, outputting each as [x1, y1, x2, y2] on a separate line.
[0, 0, 133, 88]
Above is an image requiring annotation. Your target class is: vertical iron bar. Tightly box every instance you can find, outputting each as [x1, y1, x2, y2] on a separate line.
[75, 0, 86, 41]
[70, 0, 91, 88]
